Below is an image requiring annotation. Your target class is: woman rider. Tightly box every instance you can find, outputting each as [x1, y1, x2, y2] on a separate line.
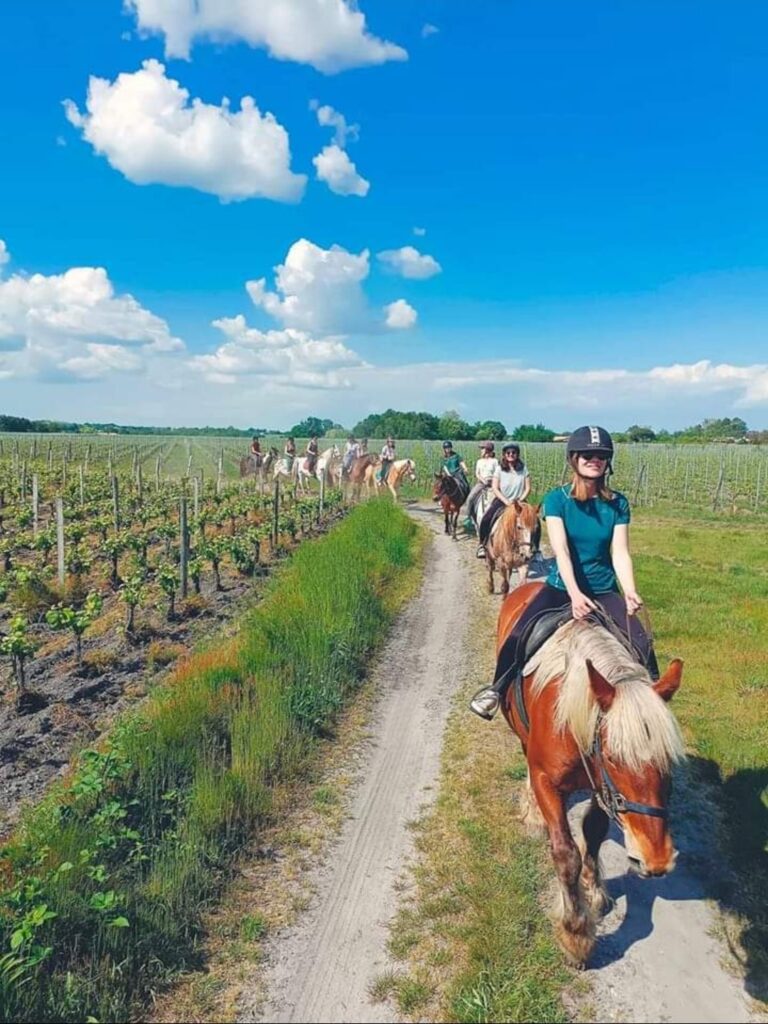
[477, 443, 530, 557]
[284, 436, 296, 470]
[249, 436, 262, 458]
[466, 441, 499, 529]
[306, 435, 319, 474]
[378, 436, 396, 482]
[440, 440, 470, 502]
[470, 425, 658, 720]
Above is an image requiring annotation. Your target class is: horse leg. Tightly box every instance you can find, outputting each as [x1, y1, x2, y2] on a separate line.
[451, 510, 458, 540]
[486, 554, 495, 594]
[578, 797, 612, 916]
[530, 770, 595, 966]
[444, 508, 450, 534]
[500, 566, 510, 595]
[518, 767, 547, 836]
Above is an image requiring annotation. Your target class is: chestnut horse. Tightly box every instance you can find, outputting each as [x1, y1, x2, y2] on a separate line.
[368, 458, 417, 503]
[345, 453, 379, 500]
[486, 500, 540, 594]
[432, 473, 464, 538]
[497, 582, 684, 965]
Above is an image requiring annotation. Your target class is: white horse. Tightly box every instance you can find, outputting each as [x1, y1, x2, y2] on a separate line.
[293, 445, 341, 494]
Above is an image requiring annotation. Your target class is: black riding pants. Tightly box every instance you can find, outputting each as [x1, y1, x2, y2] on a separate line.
[492, 584, 659, 686]
[479, 498, 506, 544]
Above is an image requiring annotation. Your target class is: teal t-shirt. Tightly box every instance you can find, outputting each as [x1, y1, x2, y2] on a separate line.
[442, 453, 462, 474]
[542, 485, 630, 594]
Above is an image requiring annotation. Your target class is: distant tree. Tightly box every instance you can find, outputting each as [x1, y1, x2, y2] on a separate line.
[289, 417, 340, 437]
[626, 425, 657, 443]
[473, 420, 507, 441]
[438, 409, 474, 441]
[511, 423, 556, 442]
[353, 409, 441, 439]
[324, 427, 349, 439]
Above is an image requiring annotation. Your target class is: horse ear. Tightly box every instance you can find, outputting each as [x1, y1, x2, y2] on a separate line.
[653, 659, 683, 702]
[512, 499, 522, 511]
[586, 659, 616, 712]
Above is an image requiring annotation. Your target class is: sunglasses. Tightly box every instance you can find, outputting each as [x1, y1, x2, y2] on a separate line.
[576, 452, 609, 461]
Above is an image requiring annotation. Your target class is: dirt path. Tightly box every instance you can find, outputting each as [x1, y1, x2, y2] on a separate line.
[237, 510, 762, 1024]
[578, 785, 762, 1023]
[238, 506, 472, 1024]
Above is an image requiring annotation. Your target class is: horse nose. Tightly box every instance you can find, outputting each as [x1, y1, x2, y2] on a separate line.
[628, 848, 677, 878]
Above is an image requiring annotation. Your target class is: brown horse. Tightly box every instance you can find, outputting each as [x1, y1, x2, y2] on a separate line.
[486, 500, 540, 594]
[239, 447, 277, 492]
[496, 582, 684, 965]
[345, 453, 379, 500]
[432, 473, 464, 538]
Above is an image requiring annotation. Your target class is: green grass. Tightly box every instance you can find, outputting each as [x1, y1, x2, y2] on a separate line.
[632, 508, 768, 996]
[0, 500, 421, 1023]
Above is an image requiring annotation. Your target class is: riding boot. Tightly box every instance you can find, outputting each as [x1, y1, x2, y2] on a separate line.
[469, 671, 511, 720]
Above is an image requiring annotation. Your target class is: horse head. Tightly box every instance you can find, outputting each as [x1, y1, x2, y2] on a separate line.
[405, 458, 417, 482]
[585, 655, 684, 877]
[509, 500, 540, 562]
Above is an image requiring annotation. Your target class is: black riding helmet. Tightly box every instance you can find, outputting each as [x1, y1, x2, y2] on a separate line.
[566, 425, 614, 474]
[442, 440, 454, 450]
[566, 425, 613, 458]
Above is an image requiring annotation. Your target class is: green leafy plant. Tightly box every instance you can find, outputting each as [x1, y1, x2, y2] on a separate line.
[0, 615, 37, 702]
[45, 592, 103, 666]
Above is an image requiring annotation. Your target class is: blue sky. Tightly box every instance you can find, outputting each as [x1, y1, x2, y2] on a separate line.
[1, 1, 767, 430]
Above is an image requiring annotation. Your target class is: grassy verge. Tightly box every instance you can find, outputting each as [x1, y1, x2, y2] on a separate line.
[376, 559, 572, 1023]
[630, 509, 768, 999]
[0, 500, 421, 1023]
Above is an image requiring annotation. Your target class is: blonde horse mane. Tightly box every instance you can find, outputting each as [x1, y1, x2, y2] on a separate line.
[525, 620, 684, 773]
[390, 459, 414, 486]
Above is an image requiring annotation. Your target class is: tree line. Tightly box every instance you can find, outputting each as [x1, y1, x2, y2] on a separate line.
[2, 411, 765, 444]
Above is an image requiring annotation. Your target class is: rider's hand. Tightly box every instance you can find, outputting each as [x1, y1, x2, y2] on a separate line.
[570, 591, 598, 619]
[624, 590, 644, 615]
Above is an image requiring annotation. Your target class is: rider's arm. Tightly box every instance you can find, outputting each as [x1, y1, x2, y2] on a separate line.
[546, 516, 597, 618]
[611, 524, 643, 613]
[475, 460, 485, 483]
[520, 474, 531, 501]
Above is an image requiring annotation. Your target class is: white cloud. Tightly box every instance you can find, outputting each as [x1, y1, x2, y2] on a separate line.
[384, 299, 418, 329]
[64, 59, 306, 203]
[310, 100, 359, 147]
[377, 245, 441, 280]
[0, 258, 183, 382]
[245, 238, 376, 333]
[422, 23, 440, 38]
[0, 241, 9, 275]
[413, 226, 426, 237]
[126, 0, 407, 72]
[429, 358, 768, 409]
[190, 315, 365, 389]
[312, 144, 370, 197]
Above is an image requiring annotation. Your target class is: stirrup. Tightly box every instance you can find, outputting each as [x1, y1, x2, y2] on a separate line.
[469, 686, 500, 720]
[476, 544, 486, 559]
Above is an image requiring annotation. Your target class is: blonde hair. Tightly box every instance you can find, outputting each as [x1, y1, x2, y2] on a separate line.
[568, 455, 614, 501]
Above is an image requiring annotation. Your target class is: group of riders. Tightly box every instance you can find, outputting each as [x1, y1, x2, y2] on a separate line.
[249, 432, 406, 485]
[249, 425, 655, 728]
[424, 426, 659, 725]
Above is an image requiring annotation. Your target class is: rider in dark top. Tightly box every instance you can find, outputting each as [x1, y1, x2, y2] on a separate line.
[470, 425, 658, 720]
[306, 435, 319, 473]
